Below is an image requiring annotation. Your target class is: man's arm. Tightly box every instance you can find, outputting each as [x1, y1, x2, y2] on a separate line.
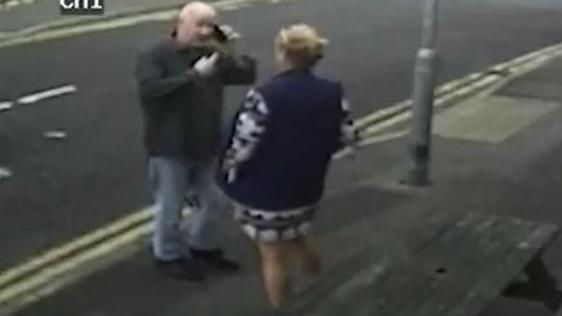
[219, 54, 257, 86]
[135, 49, 201, 99]
[211, 24, 257, 86]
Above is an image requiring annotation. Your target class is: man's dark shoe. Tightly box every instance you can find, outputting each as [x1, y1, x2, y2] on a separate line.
[190, 248, 240, 273]
[155, 257, 208, 281]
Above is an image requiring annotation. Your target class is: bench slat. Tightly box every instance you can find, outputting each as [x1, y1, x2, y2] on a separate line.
[356, 213, 495, 316]
[286, 212, 559, 316]
[447, 224, 558, 316]
[410, 216, 537, 315]
[391, 215, 526, 316]
[288, 211, 468, 313]
[391, 213, 509, 315]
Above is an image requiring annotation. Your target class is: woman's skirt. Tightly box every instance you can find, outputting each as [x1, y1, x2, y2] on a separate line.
[234, 204, 316, 243]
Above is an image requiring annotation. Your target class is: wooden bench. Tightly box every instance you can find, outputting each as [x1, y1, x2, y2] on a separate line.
[281, 212, 561, 316]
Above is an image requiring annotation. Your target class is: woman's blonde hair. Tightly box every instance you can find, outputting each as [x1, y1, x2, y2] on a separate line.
[275, 24, 328, 68]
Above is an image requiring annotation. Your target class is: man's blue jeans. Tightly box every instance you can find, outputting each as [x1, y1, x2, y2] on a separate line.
[148, 156, 222, 261]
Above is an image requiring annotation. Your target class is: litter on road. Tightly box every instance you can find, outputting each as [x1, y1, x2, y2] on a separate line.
[0, 166, 13, 181]
[43, 129, 68, 140]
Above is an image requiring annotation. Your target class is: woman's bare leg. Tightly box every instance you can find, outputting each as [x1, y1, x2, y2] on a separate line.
[258, 242, 289, 308]
[288, 237, 321, 292]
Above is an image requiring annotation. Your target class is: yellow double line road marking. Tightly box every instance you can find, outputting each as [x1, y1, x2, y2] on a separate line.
[0, 226, 150, 315]
[0, 209, 150, 289]
[0, 209, 151, 314]
[356, 42, 562, 139]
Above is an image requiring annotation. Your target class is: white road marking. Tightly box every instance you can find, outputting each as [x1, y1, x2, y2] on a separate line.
[4, 0, 19, 9]
[0, 101, 14, 112]
[0, 0, 38, 11]
[17, 85, 77, 105]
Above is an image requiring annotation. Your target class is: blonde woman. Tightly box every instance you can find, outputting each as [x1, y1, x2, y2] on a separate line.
[218, 24, 356, 307]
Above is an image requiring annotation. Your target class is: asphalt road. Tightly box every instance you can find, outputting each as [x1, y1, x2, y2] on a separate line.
[1, 0, 562, 271]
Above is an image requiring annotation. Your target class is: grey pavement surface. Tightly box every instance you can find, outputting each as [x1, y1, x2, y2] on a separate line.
[1, 0, 562, 297]
[8, 55, 562, 316]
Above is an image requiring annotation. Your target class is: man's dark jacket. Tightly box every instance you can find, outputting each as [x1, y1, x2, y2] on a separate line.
[135, 38, 256, 159]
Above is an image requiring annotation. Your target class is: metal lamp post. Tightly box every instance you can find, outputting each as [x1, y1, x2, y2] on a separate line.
[404, 0, 440, 187]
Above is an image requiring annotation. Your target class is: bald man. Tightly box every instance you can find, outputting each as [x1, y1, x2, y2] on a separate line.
[135, 1, 256, 281]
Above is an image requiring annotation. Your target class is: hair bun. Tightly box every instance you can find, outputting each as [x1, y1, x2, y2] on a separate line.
[277, 24, 328, 61]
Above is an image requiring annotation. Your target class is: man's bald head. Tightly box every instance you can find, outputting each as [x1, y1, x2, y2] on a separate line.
[179, 1, 216, 21]
[175, 1, 218, 47]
